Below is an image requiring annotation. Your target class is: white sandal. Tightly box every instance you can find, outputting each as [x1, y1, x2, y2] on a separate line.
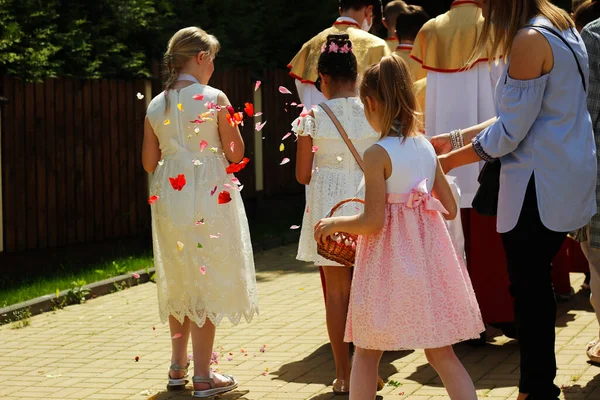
[192, 371, 238, 398]
[167, 363, 189, 389]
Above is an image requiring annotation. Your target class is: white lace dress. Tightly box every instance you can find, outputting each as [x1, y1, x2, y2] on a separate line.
[293, 97, 379, 266]
[146, 84, 258, 327]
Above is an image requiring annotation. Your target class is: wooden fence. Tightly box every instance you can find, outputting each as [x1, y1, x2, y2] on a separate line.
[0, 69, 304, 253]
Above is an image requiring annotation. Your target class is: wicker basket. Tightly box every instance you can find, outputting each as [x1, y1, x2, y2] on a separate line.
[317, 199, 365, 267]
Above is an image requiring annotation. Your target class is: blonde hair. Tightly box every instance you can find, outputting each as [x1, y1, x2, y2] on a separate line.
[163, 27, 220, 112]
[359, 54, 420, 140]
[473, 0, 574, 63]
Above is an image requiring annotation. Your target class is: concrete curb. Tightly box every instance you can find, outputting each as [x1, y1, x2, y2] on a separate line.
[0, 232, 300, 325]
[0, 268, 155, 325]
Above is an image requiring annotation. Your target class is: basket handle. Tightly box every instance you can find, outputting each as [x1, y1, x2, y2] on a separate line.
[327, 198, 365, 218]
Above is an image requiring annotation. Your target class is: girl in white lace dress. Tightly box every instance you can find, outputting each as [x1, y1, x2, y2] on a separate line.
[142, 27, 257, 398]
[293, 34, 380, 395]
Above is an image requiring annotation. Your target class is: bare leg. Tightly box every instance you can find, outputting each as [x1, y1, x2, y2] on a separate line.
[581, 239, 600, 357]
[349, 347, 383, 400]
[168, 316, 191, 379]
[322, 266, 353, 384]
[424, 347, 477, 400]
[190, 319, 233, 390]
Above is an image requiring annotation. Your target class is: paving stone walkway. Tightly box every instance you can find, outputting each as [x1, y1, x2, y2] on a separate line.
[1, 244, 599, 400]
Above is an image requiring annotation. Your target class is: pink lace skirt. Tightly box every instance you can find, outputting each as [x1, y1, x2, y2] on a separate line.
[345, 202, 484, 351]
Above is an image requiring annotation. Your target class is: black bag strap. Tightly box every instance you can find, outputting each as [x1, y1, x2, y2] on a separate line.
[525, 24, 586, 93]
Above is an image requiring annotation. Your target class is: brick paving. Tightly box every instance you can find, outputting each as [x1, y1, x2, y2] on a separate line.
[1, 244, 600, 400]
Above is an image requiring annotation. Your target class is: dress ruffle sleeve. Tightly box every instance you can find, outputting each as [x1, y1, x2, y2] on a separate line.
[291, 115, 316, 137]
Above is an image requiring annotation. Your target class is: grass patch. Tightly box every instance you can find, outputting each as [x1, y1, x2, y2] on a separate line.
[0, 253, 153, 308]
[1, 194, 306, 308]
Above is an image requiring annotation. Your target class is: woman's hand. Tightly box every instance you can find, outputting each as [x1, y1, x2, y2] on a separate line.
[314, 218, 340, 246]
[430, 133, 453, 155]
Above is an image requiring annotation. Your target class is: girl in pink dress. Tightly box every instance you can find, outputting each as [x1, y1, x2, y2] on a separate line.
[314, 54, 484, 400]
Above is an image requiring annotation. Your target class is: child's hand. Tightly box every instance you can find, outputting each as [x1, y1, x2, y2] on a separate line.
[314, 218, 339, 246]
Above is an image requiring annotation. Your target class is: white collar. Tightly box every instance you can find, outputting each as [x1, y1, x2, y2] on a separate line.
[177, 74, 200, 84]
[336, 16, 360, 26]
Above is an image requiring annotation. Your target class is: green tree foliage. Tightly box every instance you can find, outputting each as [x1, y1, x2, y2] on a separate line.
[0, 0, 337, 81]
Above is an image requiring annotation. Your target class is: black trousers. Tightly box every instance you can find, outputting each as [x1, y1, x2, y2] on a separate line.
[500, 177, 566, 399]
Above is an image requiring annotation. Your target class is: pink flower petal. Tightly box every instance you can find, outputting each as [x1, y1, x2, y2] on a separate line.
[278, 86, 292, 95]
[297, 104, 304, 108]
[280, 157, 290, 165]
[210, 186, 218, 196]
[255, 81, 261, 91]
[291, 102, 297, 106]
[200, 140, 208, 152]
[254, 112, 263, 117]
[172, 333, 182, 340]
[290, 225, 300, 230]
[200, 266, 206, 275]
[282, 132, 292, 141]
[132, 273, 140, 279]
[204, 101, 215, 110]
[231, 177, 241, 185]
[312, 146, 319, 153]
[255, 121, 267, 132]
[193, 94, 204, 101]
[230, 141, 235, 152]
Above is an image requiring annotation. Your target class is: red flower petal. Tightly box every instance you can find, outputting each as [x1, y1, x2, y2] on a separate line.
[279, 86, 292, 95]
[218, 191, 232, 205]
[226, 105, 235, 116]
[226, 158, 250, 174]
[148, 195, 159, 205]
[193, 94, 204, 101]
[255, 81, 261, 91]
[169, 174, 186, 191]
[244, 102, 254, 117]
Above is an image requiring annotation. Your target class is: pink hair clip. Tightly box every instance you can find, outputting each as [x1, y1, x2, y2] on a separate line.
[339, 44, 351, 54]
[328, 42, 340, 53]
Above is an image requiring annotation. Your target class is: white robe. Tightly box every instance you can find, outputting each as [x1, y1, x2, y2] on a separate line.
[295, 81, 326, 111]
[424, 62, 502, 262]
[425, 62, 503, 207]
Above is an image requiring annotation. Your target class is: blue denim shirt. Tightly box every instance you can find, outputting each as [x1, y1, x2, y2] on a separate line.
[473, 16, 597, 233]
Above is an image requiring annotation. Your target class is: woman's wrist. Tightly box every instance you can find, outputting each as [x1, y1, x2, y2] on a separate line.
[450, 129, 464, 150]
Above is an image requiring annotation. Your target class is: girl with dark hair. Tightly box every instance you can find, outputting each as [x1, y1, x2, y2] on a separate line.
[293, 34, 382, 394]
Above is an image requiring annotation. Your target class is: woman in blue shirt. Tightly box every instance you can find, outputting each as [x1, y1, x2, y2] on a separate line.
[434, 0, 596, 398]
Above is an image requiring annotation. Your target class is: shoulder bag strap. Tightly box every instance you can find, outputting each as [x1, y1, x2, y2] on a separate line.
[318, 102, 365, 172]
[525, 24, 586, 93]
